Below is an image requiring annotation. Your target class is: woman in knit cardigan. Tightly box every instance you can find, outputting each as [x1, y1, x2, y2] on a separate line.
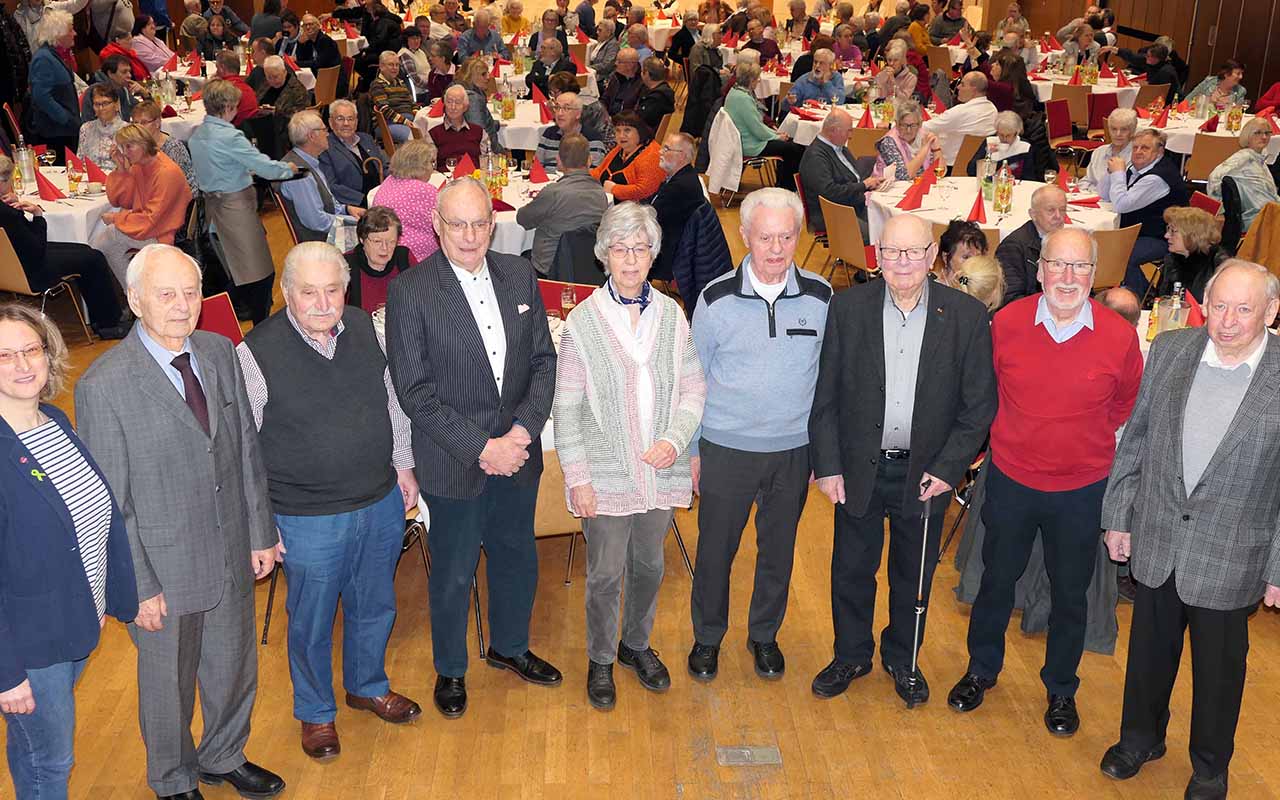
[552, 202, 707, 712]
[590, 111, 664, 202]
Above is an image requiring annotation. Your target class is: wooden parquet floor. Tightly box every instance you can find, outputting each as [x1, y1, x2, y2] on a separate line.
[5, 160, 1280, 800]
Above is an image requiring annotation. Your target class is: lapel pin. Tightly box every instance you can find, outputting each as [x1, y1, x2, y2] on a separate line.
[31, 468, 46, 482]
[19, 456, 28, 464]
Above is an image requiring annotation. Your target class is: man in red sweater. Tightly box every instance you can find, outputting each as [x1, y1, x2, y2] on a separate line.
[215, 50, 262, 127]
[947, 227, 1144, 737]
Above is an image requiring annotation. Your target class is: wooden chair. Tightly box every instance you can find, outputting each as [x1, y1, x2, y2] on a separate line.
[794, 172, 828, 269]
[1050, 82, 1090, 131]
[951, 133, 986, 175]
[0, 230, 93, 344]
[1092, 224, 1141, 290]
[268, 185, 301, 245]
[1134, 83, 1170, 109]
[927, 45, 952, 76]
[568, 42, 587, 66]
[655, 112, 673, 142]
[846, 126, 886, 159]
[373, 108, 398, 156]
[311, 64, 341, 109]
[818, 196, 877, 285]
[2, 102, 21, 142]
[1184, 134, 1240, 183]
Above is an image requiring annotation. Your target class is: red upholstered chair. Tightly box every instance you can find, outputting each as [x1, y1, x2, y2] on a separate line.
[195, 292, 244, 345]
[1086, 92, 1119, 138]
[1045, 99, 1073, 147]
[1190, 191, 1223, 215]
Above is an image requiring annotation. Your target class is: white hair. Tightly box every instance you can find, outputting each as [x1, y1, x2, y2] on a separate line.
[594, 202, 663, 263]
[995, 110, 1022, 135]
[125, 244, 202, 293]
[444, 83, 468, 101]
[34, 9, 73, 47]
[329, 98, 358, 116]
[1205, 259, 1280, 303]
[812, 47, 835, 65]
[288, 109, 325, 146]
[1107, 107, 1138, 134]
[263, 55, 286, 74]
[473, 8, 492, 25]
[884, 39, 907, 60]
[282, 241, 351, 291]
[699, 23, 719, 44]
[741, 188, 804, 235]
[597, 18, 616, 37]
[895, 0, 910, 12]
[437, 176, 493, 215]
[1042, 227, 1098, 265]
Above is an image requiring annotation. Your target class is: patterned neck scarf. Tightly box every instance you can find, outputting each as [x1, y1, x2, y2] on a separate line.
[607, 278, 651, 312]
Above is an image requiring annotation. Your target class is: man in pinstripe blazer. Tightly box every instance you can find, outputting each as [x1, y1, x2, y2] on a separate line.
[1098, 260, 1280, 800]
[385, 177, 561, 720]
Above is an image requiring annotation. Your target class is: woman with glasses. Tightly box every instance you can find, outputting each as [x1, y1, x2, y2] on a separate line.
[345, 206, 414, 312]
[78, 84, 127, 171]
[552, 202, 706, 712]
[129, 100, 197, 195]
[373, 140, 441, 263]
[1157, 206, 1229, 302]
[874, 100, 940, 181]
[590, 111, 663, 202]
[0, 302, 138, 800]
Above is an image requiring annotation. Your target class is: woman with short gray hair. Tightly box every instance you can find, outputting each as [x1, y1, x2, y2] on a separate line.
[553, 202, 707, 712]
[1208, 117, 1280, 233]
[373, 140, 440, 263]
[1081, 107, 1137, 191]
[966, 109, 1031, 179]
[345, 206, 412, 312]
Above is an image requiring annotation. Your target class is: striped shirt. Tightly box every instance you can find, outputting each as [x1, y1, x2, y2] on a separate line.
[19, 420, 113, 619]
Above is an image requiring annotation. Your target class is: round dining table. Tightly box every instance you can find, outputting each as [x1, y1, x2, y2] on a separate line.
[161, 100, 207, 142]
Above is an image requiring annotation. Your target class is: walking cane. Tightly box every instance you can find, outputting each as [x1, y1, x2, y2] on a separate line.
[905, 484, 932, 710]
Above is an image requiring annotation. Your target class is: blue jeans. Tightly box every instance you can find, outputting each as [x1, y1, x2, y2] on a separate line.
[424, 477, 540, 677]
[3, 658, 87, 800]
[275, 486, 405, 723]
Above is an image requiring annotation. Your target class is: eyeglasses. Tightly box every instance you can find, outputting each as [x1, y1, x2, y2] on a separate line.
[438, 216, 494, 234]
[878, 245, 930, 262]
[0, 344, 46, 367]
[607, 243, 652, 260]
[1040, 259, 1095, 276]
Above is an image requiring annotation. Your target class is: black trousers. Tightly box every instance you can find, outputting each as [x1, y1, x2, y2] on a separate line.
[831, 455, 945, 669]
[690, 440, 809, 646]
[965, 462, 1107, 696]
[757, 139, 805, 192]
[32, 242, 123, 328]
[1119, 573, 1253, 779]
[229, 274, 274, 324]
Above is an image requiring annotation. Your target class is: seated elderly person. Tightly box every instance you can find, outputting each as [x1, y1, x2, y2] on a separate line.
[1081, 108, 1136, 191]
[944, 254, 1006, 313]
[501, 0, 530, 35]
[536, 91, 608, 168]
[526, 38, 575, 97]
[245, 36, 276, 93]
[1099, 128, 1188, 293]
[994, 184, 1066, 305]
[783, 48, 845, 114]
[198, 14, 241, 60]
[180, 0, 208, 39]
[456, 9, 511, 60]
[277, 110, 366, 243]
[995, 2, 1029, 40]
[1157, 206, 1229, 302]
[1208, 117, 1279, 234]
[398, 27, 430, 90]
[257, 55, 311, 158]
[875, 40, 918, 103]
[784, 0, 818, 39]
[295, 14, 342, 76]
[966, 111, 1032, 179]
[549, 71, 616, 150]
[724, 62, 805, 191]
[739, 19, 780, 62]
[420, 41, 456, 102]
[928, 0, 967, 45]
[319, 98, 390, 210]
[529, 9, 570, 53]
[922, 71, 998, 167]
[90, 124, 193, 288]
[591, 111, 663, 202]
[590, 19, 622, 83]
[516, 133, 611, 275]
[626, 24, 654, 61]
[831, 24, 863, 68]
[99, 29, 149, 81]
[0, 156, 127, 337]
[454, 56, 503, 145]
[636, 58, 677, 131]
[345, 206, 415, 312]
[372, 139, 441, 263]
[874, 100, 941, 180]
[78, 85, 127, 171]
[797, 107, 883, 240]
[602, 47, 645, 116]
[370, 51, 419, 144]
[1185, 59, 1248, 111]
[429, 85, 488, 170]
[1060, 23, 1100, 66]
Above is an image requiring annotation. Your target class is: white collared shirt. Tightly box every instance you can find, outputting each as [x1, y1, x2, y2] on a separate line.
[1202, 331, 1268, 376]
[920, 96, 998, 165]
[451, 260, 507, 392]
[1034, 295, 1095, 344]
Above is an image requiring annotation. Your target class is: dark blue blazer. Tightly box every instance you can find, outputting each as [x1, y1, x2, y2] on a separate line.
[0, 405, 138, 693]
[317, 131, 389, 208]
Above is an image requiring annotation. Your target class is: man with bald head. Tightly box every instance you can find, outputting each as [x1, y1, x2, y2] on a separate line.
[809, 213, 995, 705]
[602, 47, 644, 115]
[950, 227, 1143, 738]
[652, 132, 707, 280]
[456, 8, 512, 60]
[995, 184, 1067, 307]
[1099, 259, 1280, 800]
[921, 71, 998, 166]
[798, 107, 884, 241]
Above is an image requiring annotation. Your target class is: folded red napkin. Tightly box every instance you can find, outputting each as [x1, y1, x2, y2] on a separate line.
[966, 190, 986, 223]
[1049, 35, 1062, 49]
[670, 17, 679, 27]
[510, 33, 522, 47]
[1135, 106, 1150, 119]
[657, 9, 666, 19]
[492, 198, 514, 211]
[947, 33, 962, 45]
[803, 99, 823, 108]
[427, 99, 444, 117]
[801, 37, 810, 52]
[453, 153, 476, 178]
[933, 95, 947, 112]
[186, 55, 202, 76]
[1261, 112, 1280, 134]
[1057, 168, 1070, 191]
[496, 57, 512, 66]
[920, 164, 937, 193]
[576, 27, 589, 44]
[343, 22, 359, 39]
[1062, 210, 1073, 223]
[64, 148, 83, 172]
[791, 108, 821, 121]
[162, 105, 178, 118]
[921, 106, 930, 121]
[32, 145, 46, 156]
[1257, 106, 1276, 116]
[1068, 196, 1101, 207]
[283, 54, 299, 70]
[895, 179, 924, 209]
[538, 101, 553, 123]
[528, 157, 550, 183]
[84, 157, 109, 183]
[1129, 72, 1146, 82]
[34, 170, 65, 201]
[190, 90, 202, 101]
[532, 81, 549, 104]
[1200, 115, 1219, 132]
[1099, 61, 1114, 78]
[1176, 98, 1190, 113]
[1186, 290, 1205, 326]
[490, 59, 501, 77]
[1152, 106, 1169, 128]
[1067, 69, 1081, 86]
[163, 53, 178, 72]
[571, 52, 587, 74]
[856, 104, 874, 128]
[403, 9, 412, 22]
[773, 64, 787, 76]
[1115, 71, 1132, 87]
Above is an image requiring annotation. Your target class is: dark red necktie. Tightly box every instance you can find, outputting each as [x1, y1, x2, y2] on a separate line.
[170, 353, 210, 436]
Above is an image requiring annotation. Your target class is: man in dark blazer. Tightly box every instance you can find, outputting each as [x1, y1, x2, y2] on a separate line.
[809, 213, 997, 706]
[75, 245, 284, 800]
[994, 184, 1065, 307]
[384, 177, 560, 720]
[651, 131, 705, 281]
[318, 98, 389, 209]
[1099, 260, 1280, 800]
[797, 108, 884, 241]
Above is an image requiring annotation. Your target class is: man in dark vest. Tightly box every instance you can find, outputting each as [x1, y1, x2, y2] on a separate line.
[1099, 128, 1187, 296]
[276, 110, 367, 242]
[237, 241, 422, 761]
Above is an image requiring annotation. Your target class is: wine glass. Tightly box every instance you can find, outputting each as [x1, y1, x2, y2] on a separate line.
[1043, 167, 1058, 188]
[445, 156, 459, 174]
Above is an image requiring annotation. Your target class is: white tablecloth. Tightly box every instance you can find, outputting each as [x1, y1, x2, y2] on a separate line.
[1137, 113, 1280, 164]
[20, 168, 111, 244]
[867, 177, 1120, 243]
[778, 103, 877, 146]
[415, 98, 551, 152]
[161, 101, 207, 142]
[330, 32, 368, 57]
[1030, 74, 1139, 109]
[646, 20, 682, 51]
[367, 172, 545, 255]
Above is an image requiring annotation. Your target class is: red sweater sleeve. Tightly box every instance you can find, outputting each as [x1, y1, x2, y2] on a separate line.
[1108, 330, 1145, 432]
[1256, 82, 1280, 111]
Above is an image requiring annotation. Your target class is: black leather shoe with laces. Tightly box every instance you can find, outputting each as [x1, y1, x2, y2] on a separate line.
[687, 643, 719, 681]
[1044, 694, 1080, 737]
[811, 658, 872, 698]
[617, 643, 671, 691]
[747, 640, 785, 679]
[947, 673, 997, 712]
[1099, 741, 1166, 780]
[884, 663, 930, 706]
[586, 661, 616, 710]
[485, 648, 563, 686]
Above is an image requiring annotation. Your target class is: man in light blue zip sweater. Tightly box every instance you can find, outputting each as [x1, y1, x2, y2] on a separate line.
[687, 188, 833, 683]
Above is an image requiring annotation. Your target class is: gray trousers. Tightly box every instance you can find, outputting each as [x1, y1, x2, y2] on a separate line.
[583, 508, 674, 665]
[128, 579, 256, 796]
[90, 224, 154, 289]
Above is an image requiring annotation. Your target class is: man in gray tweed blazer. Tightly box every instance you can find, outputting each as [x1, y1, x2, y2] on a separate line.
[1098, 259, 1280, 800]
[75, 245, 284, 800]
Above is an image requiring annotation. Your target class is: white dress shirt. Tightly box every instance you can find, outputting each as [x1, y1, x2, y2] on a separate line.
[452, 260, 507, 392]
[921, 96, 998, 165]
[1083, 141, 1131, 192]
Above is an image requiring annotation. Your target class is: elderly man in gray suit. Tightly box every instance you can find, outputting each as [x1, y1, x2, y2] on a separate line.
[75, 245, 284, 800]
[1098, 259, 1280, 800]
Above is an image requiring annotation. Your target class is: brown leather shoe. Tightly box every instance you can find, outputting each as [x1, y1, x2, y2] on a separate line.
[300, 722, 340, 760]
[344, 691, 423, 724]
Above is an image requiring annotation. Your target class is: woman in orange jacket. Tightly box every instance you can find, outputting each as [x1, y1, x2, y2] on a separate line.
[590, 111, 664, 202]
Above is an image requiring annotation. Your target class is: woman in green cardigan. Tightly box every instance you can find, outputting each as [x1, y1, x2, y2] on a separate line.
[723, 61, 805, 191]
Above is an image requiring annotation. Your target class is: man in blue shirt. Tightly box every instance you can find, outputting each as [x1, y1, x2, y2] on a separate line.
[782, 48, 846, 114]
[203, 0, 248, 36]
[277, 110, 365, 243]
[455, 9, 511, 61]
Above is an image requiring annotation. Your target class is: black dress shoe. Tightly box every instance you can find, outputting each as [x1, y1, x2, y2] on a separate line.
[884, 663, 929, 706]
[617, 643, 671, 691]
[158, 791, 204, 800]
[747, 640, 785, 679]
[688, 643, 719, 681]
[434, 675, 467, 719]
[1045, 694, 1080, 737]
[947, 673, 997, 712]
[197, 761, 284, 799]
[811, 658, 872, 698]
[1100, 741, 1166, 780]
[485, 648, 563, 686]
[586, 660, 616, 710]
[1185, 771, 1228, 800]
